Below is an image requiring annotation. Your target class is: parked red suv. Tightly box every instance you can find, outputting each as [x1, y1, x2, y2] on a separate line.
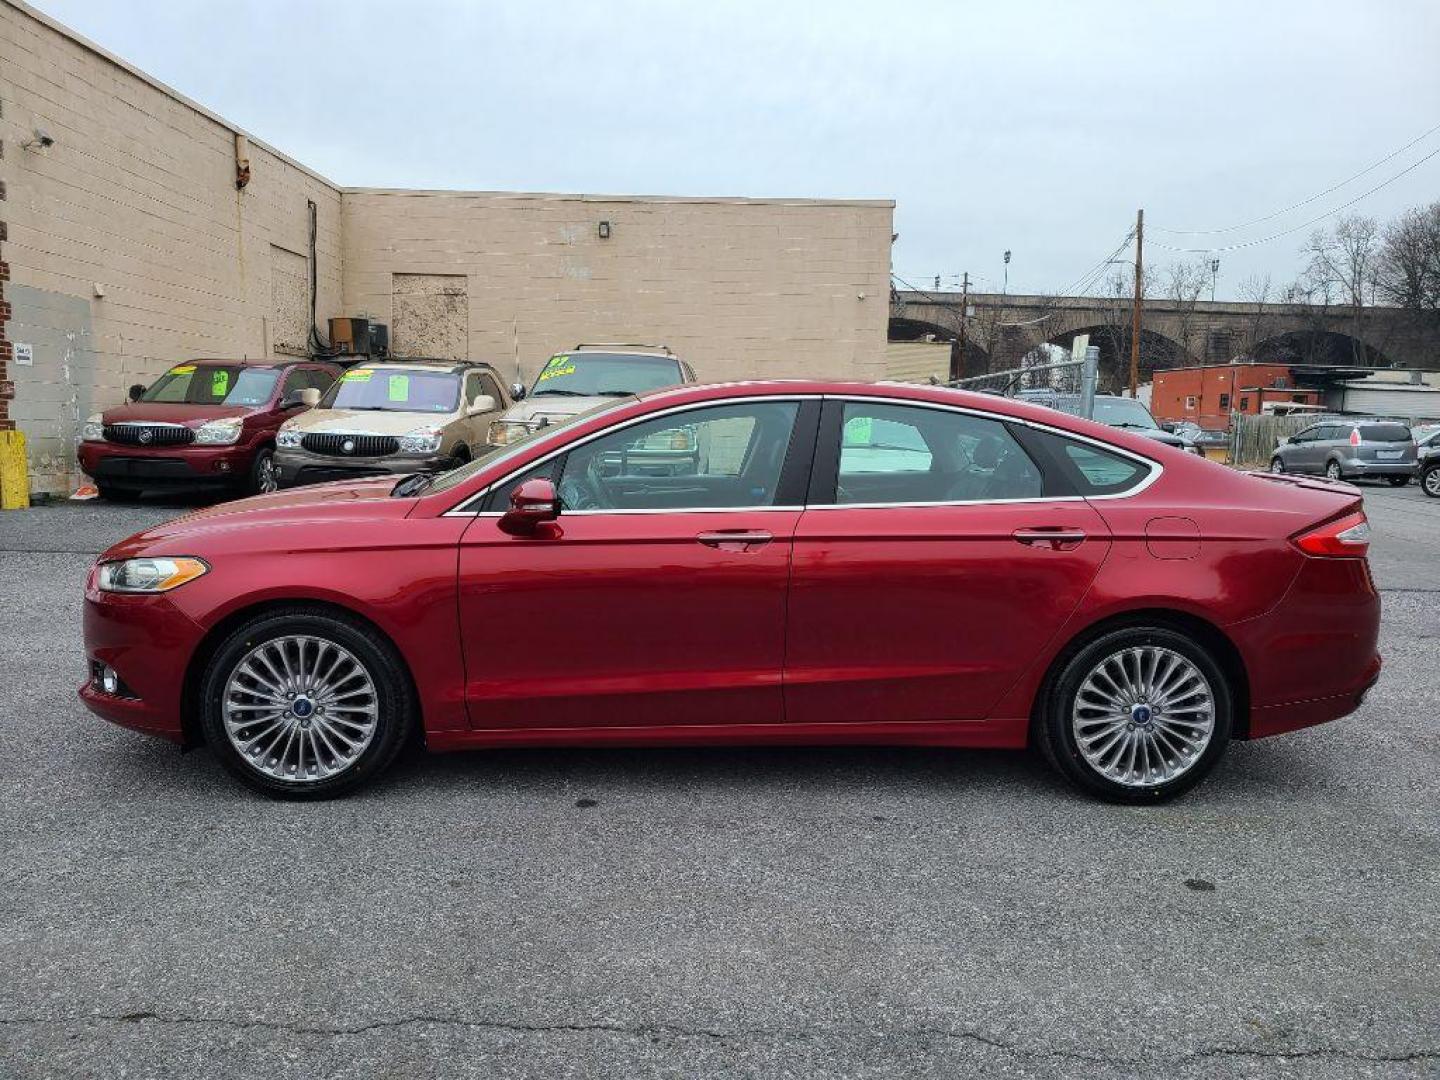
[79, 358, 341, 500]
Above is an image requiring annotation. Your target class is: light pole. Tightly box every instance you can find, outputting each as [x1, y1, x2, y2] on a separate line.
[1003, 250, 1012, 296]
[1210, 258, 1220, 302]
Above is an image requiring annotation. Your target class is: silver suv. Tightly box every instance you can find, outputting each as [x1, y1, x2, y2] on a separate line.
[1270, 420, 1417, 485]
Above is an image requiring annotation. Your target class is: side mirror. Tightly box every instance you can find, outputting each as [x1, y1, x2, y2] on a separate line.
[283, 388, 322, 409]
[498, 478, 560, 536]
[467, 394, 497, 416]
[511, 382, 528, 401]
[1159, 422, 1175, 433]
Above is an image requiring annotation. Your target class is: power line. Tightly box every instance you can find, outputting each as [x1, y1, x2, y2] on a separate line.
[1151, 141, 1440, 255]
[1153, 119, 1440, 236]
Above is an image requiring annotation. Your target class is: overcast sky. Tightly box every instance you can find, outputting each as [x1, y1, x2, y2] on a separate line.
[33, 0, 1440, 300]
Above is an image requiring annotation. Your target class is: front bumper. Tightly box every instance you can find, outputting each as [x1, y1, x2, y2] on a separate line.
[274, 447, 454, 488]
[78, 585, 206, 742]
[78, 441, 256, 488]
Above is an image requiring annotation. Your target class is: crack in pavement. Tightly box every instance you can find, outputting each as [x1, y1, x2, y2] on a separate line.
[1, 1013, 1435, 1066]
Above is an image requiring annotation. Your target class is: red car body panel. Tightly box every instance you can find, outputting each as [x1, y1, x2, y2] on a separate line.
[77, 359, 340, 491]
[78, 380, 1382, 760]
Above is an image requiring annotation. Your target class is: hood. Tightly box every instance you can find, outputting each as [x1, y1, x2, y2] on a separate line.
[102, 478, 408, 559]
[101, 401, 254, 426]
[1131, 428, 1192, 448]
[501, 394, 615, 425]
[283, 407, 456, 436]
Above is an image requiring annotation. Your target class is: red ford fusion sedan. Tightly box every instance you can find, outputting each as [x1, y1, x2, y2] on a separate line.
[80, 381, 1381, 802]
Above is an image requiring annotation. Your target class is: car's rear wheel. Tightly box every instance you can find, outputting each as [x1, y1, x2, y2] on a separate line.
[198, 608, 413, 799]
[1325, 460, 1344, 481]
[1269, 457, 1285, 474]
[1036, 626, 1232, 802]
[1385, 475, 1410, 487]
[1422, 464, 1440, 498]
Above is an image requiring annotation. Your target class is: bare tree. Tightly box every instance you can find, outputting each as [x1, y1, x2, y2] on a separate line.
[1161, 260, 1209, 363]
[1238, 273, 1276, 358]
[1375, 201, 1440, 323]
[1302, 214, 1381, 365]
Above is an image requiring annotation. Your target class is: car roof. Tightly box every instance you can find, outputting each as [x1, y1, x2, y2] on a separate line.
[348, 360, 500, 375]
[183, 357, 299, 368]
[571, 342, 675, 357]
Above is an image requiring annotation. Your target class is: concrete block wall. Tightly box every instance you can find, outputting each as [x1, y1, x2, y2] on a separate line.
[0, 0, 343, 493]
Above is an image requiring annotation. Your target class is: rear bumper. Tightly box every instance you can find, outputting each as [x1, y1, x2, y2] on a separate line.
[275, 448, 453, 488]
[1247, 656, 1381, 738]
[78, 441, 255, 488]
[1342, 458, 1417, 477]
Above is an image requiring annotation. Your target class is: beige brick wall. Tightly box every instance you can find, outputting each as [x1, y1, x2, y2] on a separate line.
[0, 0, 343, 493]
[0, 0, 893, 496]
[342, 189, 893, 387]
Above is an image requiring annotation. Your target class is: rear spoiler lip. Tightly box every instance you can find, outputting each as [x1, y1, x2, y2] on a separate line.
[1242, 470, 1363, 498]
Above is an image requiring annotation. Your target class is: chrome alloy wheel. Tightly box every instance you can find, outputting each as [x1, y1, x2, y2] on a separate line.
[1071, 646, 1216, 788]
[256, 455, 279, 494]
[221, 635, 379, 783]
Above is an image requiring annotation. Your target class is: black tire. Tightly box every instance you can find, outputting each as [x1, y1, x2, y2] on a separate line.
[1035, 625, 1233, 803]
[1422, 464, 1440, 499]
[249, 447, 279, 495]
[1385, 475, 1409, 487]
[198, 607, 414, 800]
[96, 483, 141, 502]
[1269, 457, 1285, 474]
[1325, 459, 1344, 481]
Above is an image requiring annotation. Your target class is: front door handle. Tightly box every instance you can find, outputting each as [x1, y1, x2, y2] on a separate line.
[1013, 527, 1087, 551]
[697, 530, 773, 551]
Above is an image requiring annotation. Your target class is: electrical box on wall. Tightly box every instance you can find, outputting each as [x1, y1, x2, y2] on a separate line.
[328, 317, 388, 359]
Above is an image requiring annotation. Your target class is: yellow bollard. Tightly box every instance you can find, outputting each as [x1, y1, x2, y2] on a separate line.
[0, 430, 29, 509]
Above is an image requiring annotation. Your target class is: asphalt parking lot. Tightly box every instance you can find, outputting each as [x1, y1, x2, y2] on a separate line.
[0, 483, 1436, 1079]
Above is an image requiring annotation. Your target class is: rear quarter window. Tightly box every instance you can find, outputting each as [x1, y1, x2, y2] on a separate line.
[1027, 430, 1154, 496]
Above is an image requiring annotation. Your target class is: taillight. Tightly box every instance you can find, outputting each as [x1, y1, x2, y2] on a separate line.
[1349, 428, 1361, 447]
[1293, 510, 1370, 558]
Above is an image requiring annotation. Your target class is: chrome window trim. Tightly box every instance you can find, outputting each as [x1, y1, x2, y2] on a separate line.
[442, 394, 820, 517]
[444, 391, 1162, 517]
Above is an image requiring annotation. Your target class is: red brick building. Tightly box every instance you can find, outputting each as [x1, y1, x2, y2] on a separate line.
[1151, 363, 1320, 429]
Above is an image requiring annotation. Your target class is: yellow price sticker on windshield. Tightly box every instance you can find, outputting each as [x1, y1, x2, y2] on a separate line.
[341, 369, 373, 382]
[538, 355, 576, 382]
[387, 374, 410, 402]
[169, 364, 196, 375]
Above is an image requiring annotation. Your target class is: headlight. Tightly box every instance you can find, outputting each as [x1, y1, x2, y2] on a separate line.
[82, 414, 105, 441]
[398, 428, 443, 454]
[96, 557, 209, 593]
[276, 427, 303, 449]
[488, 419, 534, 445]
[194, 418, 243, 445]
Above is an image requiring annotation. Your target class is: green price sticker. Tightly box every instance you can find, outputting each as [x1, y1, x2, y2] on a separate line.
[844, 416, 873, 446]
[387, 374, 410, 402]
[210, 370, 230, 396]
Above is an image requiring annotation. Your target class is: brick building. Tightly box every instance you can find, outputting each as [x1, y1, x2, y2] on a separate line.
[1150, 363, 1321, 429]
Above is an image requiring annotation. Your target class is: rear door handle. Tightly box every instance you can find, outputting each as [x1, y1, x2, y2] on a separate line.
[1013, 527, 1087, 550]
[697, 530, 773, 551]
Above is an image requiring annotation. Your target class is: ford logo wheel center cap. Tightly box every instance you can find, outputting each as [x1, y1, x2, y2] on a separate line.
[1131, 703, 1154, 726]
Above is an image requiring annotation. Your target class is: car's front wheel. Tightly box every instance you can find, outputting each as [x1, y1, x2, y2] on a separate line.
[250, 448, 279, 495]
[1036, 626, 1232, 802]
[1269, 457, 1285, 474]
[1422, 463, 1440, 499]
[198, 608, 413, 799]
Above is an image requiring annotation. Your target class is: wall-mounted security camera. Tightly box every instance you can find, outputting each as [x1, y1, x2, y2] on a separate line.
[23, 126, 55, 150]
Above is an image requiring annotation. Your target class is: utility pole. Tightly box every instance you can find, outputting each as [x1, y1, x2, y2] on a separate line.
[1210, 258, 1220, 303]
[1129, 208, 1144, 399]
[952, 271, 970, 382]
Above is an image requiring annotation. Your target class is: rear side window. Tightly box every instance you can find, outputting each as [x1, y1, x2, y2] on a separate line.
[1028, 431, 1153, 496]
[1358, 424, 1411, 442]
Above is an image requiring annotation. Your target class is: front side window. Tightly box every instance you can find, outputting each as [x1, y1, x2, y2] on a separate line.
[529, 353, 684, 398]
[323, 369, 460, 413]
[831, 402, 1042, 504]
[553, 400, 800, 511]
[142, 364, 245, 405]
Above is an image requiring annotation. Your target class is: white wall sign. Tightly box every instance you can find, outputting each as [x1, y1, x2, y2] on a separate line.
[14, 343, 34, 366]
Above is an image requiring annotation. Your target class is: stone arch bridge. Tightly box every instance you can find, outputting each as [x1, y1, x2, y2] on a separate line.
[891, 290, 1438, 391]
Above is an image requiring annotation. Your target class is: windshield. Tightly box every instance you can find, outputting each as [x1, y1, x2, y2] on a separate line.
[221, 368, 280, 406]
[529, 353, 683, 397]
[141, 364, 249, 405]
[322, 368, 460, 413]
[1092, 397, 1160, 430]
[415, 400, 626, 497]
